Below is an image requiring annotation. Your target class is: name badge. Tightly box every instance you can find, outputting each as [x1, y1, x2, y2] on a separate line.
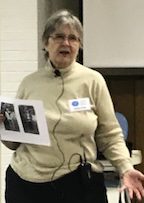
[69, 98, 91, 112]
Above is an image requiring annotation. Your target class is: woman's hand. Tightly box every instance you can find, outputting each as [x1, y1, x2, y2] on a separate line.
[0, 113, 20, 150]
[0, 113, 5, 123]
[120, 169, 144, 201]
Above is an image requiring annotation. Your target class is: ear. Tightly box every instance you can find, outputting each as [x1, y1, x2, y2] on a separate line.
[44, 46, 49, 52]
[44, 39, 49, 51]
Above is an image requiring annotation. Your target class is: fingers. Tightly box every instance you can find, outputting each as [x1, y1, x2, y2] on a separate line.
[124, 187, 142, 201]
[136, 182, 144, 199]
[119, 185, 133, 199]
[120, 182, 144, 201]
[124, 183, 144, 201]
[0, 113, 5, 122]
[119, 185, 126, 193]
[119, 187, 134, 200]
[127, 188, 133, 199]
[133, 188, 142, 201]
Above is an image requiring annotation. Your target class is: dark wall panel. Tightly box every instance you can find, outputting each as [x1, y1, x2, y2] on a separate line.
[135, 79, 144, 173]
[106, 76, 144, 173]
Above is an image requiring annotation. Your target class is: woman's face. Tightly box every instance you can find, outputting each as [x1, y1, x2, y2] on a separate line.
[45, 24, 80, 69]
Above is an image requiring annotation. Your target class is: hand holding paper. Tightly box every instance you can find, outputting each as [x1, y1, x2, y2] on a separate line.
[0, 97, 51, 146]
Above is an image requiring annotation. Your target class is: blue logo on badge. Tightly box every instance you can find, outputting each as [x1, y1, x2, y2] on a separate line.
[72, 101, 79, 106]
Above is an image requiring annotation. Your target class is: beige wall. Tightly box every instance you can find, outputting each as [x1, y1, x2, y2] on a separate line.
[0, 0, 38, 202]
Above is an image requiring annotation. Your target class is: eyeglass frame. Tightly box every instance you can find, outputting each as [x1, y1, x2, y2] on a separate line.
[49, 33, 80, 44]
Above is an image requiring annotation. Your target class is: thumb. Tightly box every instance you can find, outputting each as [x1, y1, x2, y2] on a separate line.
[119, 185, 126, 193]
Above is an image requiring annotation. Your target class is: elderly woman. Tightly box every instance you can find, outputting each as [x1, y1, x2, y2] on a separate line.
[1, 9, 144, 203]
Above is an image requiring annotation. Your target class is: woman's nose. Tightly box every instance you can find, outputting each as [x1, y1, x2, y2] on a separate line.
[62, 37, 70, 45]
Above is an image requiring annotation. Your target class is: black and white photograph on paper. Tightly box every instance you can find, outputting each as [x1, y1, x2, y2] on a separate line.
[0, 97, 50, 146]
[19, 105, 39, 134]
[1, 102, 20, 132]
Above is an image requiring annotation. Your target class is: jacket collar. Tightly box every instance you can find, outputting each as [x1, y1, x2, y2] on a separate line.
[45, 60, 76, 76]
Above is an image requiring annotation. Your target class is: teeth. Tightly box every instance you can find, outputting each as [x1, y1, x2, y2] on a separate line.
[60, 49, 69, 52]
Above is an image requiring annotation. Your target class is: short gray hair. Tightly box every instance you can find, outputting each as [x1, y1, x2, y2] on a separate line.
[42, 9, 83, 48]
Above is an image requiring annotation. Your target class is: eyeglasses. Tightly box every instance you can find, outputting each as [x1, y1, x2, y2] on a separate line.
[49, 33, 80, 44]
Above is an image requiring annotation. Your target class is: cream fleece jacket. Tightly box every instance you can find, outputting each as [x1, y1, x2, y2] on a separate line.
[10, 61, 133, 182]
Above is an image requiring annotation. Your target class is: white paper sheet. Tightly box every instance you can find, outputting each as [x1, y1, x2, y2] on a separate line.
[0, 97, 51, 146]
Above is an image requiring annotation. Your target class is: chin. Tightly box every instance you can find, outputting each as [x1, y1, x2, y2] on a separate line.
[59, 64, 70, 69]
[56, 60, 72, 68]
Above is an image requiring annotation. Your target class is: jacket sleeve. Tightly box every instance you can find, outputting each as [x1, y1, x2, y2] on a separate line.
[94, 74, 133, 174]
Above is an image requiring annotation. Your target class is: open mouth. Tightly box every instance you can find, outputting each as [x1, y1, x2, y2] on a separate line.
[59, 50, 70, 56]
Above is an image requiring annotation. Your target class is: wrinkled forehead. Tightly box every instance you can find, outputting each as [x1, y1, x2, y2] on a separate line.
[54, 23, 79, 35]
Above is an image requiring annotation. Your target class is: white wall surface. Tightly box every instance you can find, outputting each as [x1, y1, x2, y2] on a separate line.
[0, 0, 38, 202]
[83, 0, 144, 68]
